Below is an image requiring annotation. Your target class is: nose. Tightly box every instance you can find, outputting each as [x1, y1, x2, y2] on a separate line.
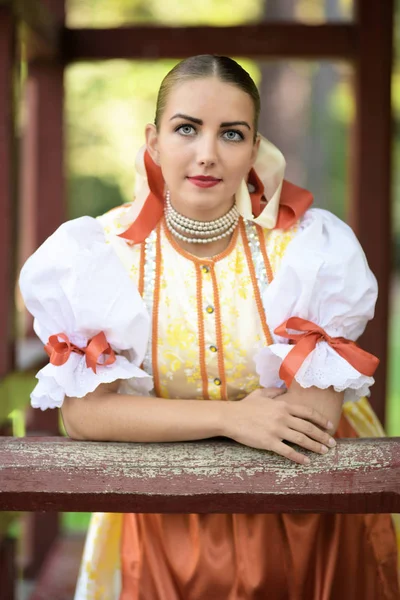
[196, 133, 218, 168]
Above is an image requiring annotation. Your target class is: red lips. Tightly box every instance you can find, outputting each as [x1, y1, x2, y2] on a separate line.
[187, 175, 222, 188]
[189, 175, 221, 181]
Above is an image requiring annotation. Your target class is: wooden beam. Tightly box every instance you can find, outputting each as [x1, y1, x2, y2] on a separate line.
[1, 437, 400, 513]
[0, 7, 17, 378]
[63, 23, 356, 62]
[351, 1, 394, 425]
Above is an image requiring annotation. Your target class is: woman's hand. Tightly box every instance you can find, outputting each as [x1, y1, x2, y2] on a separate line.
[222, 388, 336, 465]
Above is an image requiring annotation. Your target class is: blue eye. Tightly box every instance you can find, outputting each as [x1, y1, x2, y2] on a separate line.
[222, 130, 244, 142]
[176, 124, 196, 136]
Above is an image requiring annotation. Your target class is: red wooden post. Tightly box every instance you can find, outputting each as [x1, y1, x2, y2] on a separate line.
[19, 0, 66, 264]
[0, 10, 19, 597]
[0, 537, 16, 600]
[0, 6, 17, 379]
[19, 0, 66, 578]
[24, 61, 65, 248]
[18, 58, 66, 337]
[0, 6, 16, 576]
[351, 1, 394, 425]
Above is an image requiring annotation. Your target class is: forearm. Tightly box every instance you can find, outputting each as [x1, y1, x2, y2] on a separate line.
[61, 387, 226, 442]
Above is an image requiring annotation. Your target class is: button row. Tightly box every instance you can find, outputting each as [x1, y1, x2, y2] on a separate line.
[204, 292, 219, 386]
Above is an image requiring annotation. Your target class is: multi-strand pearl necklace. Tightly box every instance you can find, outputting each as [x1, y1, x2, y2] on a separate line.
[164, 191, 239, 244]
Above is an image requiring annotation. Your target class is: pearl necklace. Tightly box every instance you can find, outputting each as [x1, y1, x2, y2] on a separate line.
[165, 191, 239, 244]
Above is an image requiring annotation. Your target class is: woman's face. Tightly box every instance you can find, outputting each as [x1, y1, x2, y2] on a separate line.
[146, 77, 260, 219]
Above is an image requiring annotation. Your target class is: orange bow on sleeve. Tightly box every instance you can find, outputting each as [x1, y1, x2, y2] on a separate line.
[44, 331, 116, 374]
[274, 317, 379, 388]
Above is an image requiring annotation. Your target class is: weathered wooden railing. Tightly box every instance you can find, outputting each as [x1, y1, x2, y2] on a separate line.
[1, 435, 400, 598]
[1, 436, 400, 514]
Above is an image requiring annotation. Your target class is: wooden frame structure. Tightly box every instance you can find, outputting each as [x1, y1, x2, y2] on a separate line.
[0, 0, 395, 595]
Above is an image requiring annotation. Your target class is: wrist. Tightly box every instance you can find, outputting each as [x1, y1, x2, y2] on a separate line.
[216, 400, 234, 438]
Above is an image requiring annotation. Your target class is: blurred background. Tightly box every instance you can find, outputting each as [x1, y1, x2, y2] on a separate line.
[0, 0, 398, 598]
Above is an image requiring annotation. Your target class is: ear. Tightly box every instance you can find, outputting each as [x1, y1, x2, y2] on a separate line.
[250, 134, 261, 167]
[145, 123, 160, 165]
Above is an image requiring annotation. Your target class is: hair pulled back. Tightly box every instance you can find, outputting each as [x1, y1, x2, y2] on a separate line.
[155, 55, 260, 140]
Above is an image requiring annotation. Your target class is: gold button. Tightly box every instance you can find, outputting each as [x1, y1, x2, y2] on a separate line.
[209, 345, 217, 353]
[201, 265, 210, 274]
[206, 305, 214, 314]
[214, 378, 221, 386]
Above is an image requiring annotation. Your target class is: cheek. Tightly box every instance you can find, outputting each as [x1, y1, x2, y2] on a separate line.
[159, 150, 189, 188]
[225, 152, 253, 185]
[159, 137, 191, 171]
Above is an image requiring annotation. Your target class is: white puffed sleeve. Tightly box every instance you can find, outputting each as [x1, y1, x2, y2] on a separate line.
[255, 208, 378, 402]
[19, 216, 153, 410]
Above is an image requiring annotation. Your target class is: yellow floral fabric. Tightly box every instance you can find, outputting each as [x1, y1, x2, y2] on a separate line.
[99, 206, 297, 402]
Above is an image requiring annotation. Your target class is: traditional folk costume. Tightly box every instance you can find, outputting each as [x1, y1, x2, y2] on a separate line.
[19, 137, 400, 599]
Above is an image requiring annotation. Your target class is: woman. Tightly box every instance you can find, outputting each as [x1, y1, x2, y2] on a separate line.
[20, 55, 399, 599]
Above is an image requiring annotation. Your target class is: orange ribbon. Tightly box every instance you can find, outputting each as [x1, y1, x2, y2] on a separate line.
[44, 331, 116, 374]
[274, 317, 379, 388]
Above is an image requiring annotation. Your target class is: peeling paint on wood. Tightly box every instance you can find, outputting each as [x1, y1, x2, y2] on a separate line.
[0, 437, 399, 514]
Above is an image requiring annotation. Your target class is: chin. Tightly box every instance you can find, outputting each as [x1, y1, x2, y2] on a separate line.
[185, 194, 223, 213]
[172, 183, 235, 217]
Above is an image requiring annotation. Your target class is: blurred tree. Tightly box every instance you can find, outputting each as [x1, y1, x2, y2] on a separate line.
[67, 0, 261, 27]
[258, 0, 310, 190]
[68, 176, 124, 219]
[258, 0, 348, 217]
[305, 0, 344, 217]
[393, 0, 400, 269]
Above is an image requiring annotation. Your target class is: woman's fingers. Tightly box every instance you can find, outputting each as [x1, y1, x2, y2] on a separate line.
[288, 416, 336, 450]
[271, 440, 311, 466]
[289, 403, 334, 432]
[260, 387, 286, 399]
[279, 427, 330, 456]
[230, 393, 337, 465]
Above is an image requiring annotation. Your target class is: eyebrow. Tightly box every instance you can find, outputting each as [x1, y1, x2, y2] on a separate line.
[170, 113, 251, 130]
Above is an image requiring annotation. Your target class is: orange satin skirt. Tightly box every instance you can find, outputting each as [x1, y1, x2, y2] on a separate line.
[119, 416, 400, 600]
